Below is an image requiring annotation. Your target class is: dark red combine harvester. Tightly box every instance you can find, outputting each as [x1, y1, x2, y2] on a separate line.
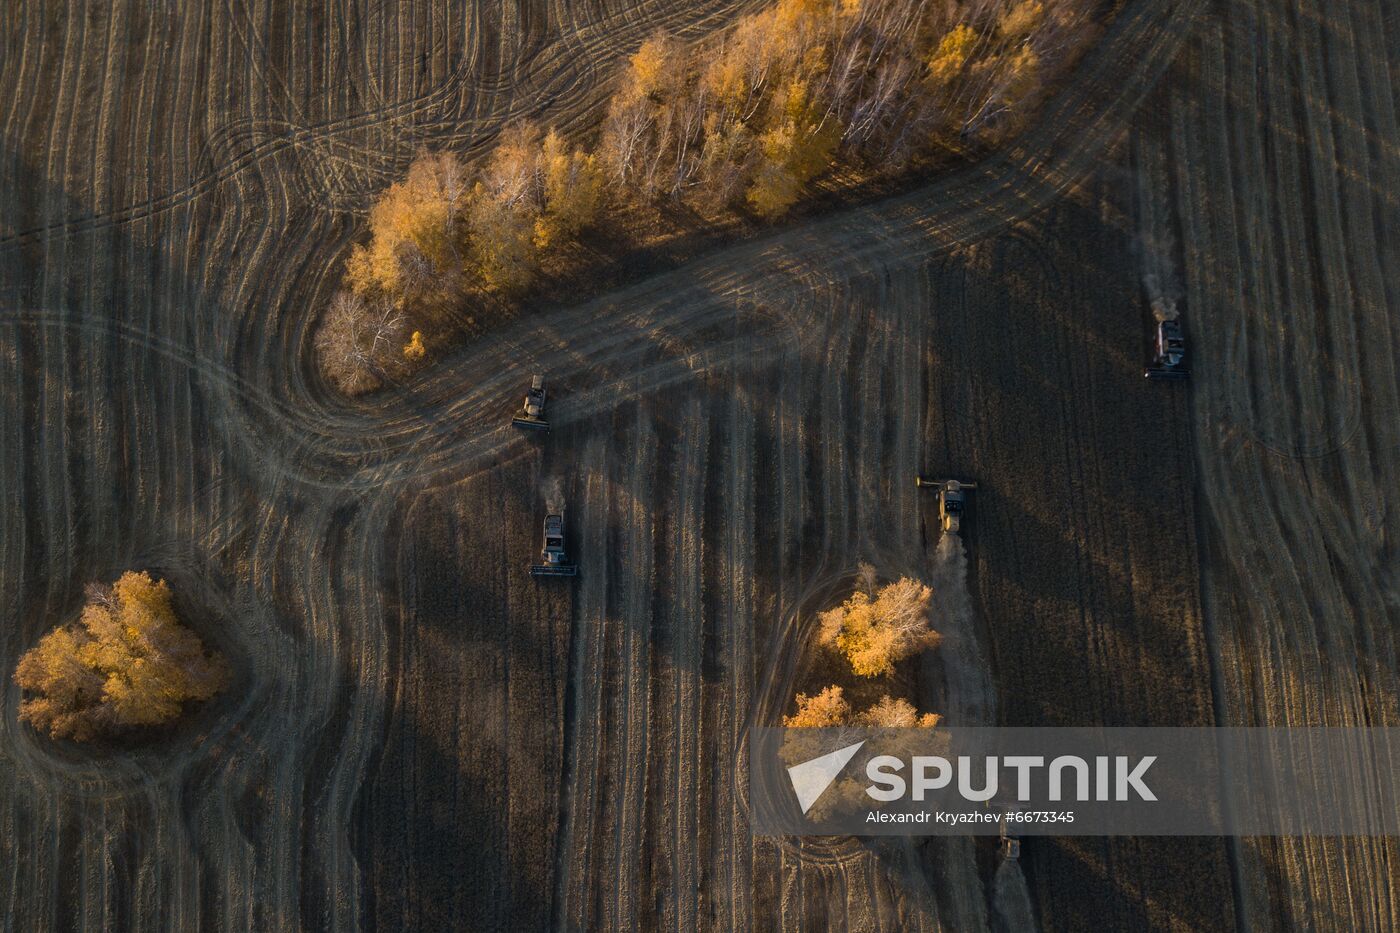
[1145, 319, 1188, 380]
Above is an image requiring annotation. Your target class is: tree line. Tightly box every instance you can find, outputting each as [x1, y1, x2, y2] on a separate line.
[599, 0, 1094, 216]
[317, 0, 1101, 394]
[317, 132, 605, 394]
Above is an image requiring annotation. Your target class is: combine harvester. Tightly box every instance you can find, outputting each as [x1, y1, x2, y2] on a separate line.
[999, 816, 1021, 861]
[512, 375, 550, 430]
[1144, 318, 1188, 380]
[530, 513, 578, 578]
[916, 477, 977, 534]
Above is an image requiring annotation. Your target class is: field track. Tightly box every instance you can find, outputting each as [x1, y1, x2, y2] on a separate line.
[1, 0, 1392, 929]
[1143, 0, 1400, 926]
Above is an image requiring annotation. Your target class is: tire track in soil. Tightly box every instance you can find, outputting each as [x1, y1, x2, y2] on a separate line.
[609, 405, 656, 932]
[1161, 0, 1400, 926]
[713, 375, 756, 933]
[1, 0, 1219, 929]
[656, 396, 708, 932]
[552, 431, 608, 930]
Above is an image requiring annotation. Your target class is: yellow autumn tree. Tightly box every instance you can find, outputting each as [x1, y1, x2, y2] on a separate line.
[1002, 46, 1042, 113]
[999, 0, 1046, 40]
[782, 682, 940, 820]
[747, 161, 803, 217]
[784, 685, 853, 727]
[785, 687, 940, 729]
[467, 186, 537, 294]
[467, 125, 542, 293]
[534, 129, 606, 249]
[856, 695, 942, 728]
[346, 151, 467, 300]
[747, 110, 841, 217]
[817, 576, 940, 678]
[628, 33, 678, 99]
[928, 24, 977, 84]
[775, 0, 827, 31]
[15, 572, 229, 741]
[403, 330, 426, 361]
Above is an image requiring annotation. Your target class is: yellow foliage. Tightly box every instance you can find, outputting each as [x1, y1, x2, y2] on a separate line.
[855, 695, 942, 728]
[928, 24, 977, 83]
[403, 331, 426, 361]
[345, 243, 381, 297]
[775, 0, 826, 31]
[346, 151, 467, 300]
[15, 572, 228, 741]
[782, 683, 939, 825]
[1004, 46, 1042, 104]
[784, 686, 851, 727]
[629, 34, 673, 98]
[785, 687, 940, 729]
[747, 105, 840, 218]
[999, 0, 1046, 40]
[820, 576, 939, 678]
[702, 52, 749, 111]
[781, 79, 811, 124]
[747, 161, 802, 217]
[535, 129, 605, 249]
[468, 181, 537, 294]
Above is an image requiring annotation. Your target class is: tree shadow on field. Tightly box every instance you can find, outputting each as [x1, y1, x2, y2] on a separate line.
[351, 455, 571, 932]
[0, 130, 576, 932]
[919, 173, 1235, 931]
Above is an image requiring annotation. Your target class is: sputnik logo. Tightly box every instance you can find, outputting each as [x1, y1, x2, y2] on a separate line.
[787, 741, 865, 814]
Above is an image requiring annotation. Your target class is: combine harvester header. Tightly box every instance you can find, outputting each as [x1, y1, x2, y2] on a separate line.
[916, 477, 977, 534]
[513, 375, 550, 430]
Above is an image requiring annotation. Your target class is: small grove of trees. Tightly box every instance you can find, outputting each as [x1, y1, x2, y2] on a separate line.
[784, 685, 941, 728]
[782, 568, 942, 743]
[817, 573, 941, 677]
[15, 572, 229, 742]
[597, 0, 1100, 218]
[317, 130, 605, 394]
[780, 685, 941, 820]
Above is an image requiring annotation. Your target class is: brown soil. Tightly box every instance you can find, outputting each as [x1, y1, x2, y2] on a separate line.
[4, 0, 1390, 930]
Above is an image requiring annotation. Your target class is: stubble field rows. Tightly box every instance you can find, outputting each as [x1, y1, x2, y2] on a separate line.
[3, 0, 1392, 929]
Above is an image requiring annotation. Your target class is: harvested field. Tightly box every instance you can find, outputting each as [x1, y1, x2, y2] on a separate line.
[0, 0, 1393, 931]
[1140, 0, 1400, 925]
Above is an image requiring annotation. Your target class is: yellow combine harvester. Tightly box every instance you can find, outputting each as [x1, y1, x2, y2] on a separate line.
[915, 477, 977, 534]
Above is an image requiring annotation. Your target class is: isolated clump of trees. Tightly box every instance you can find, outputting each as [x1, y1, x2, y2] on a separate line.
[785, 685, 941, 728]
[317, 0, 1104, 394]
[780, 569, 944, 819]
[816, 574, 942, 677]
[15, 572, 229, 742]
[784, 565, 942, 729]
